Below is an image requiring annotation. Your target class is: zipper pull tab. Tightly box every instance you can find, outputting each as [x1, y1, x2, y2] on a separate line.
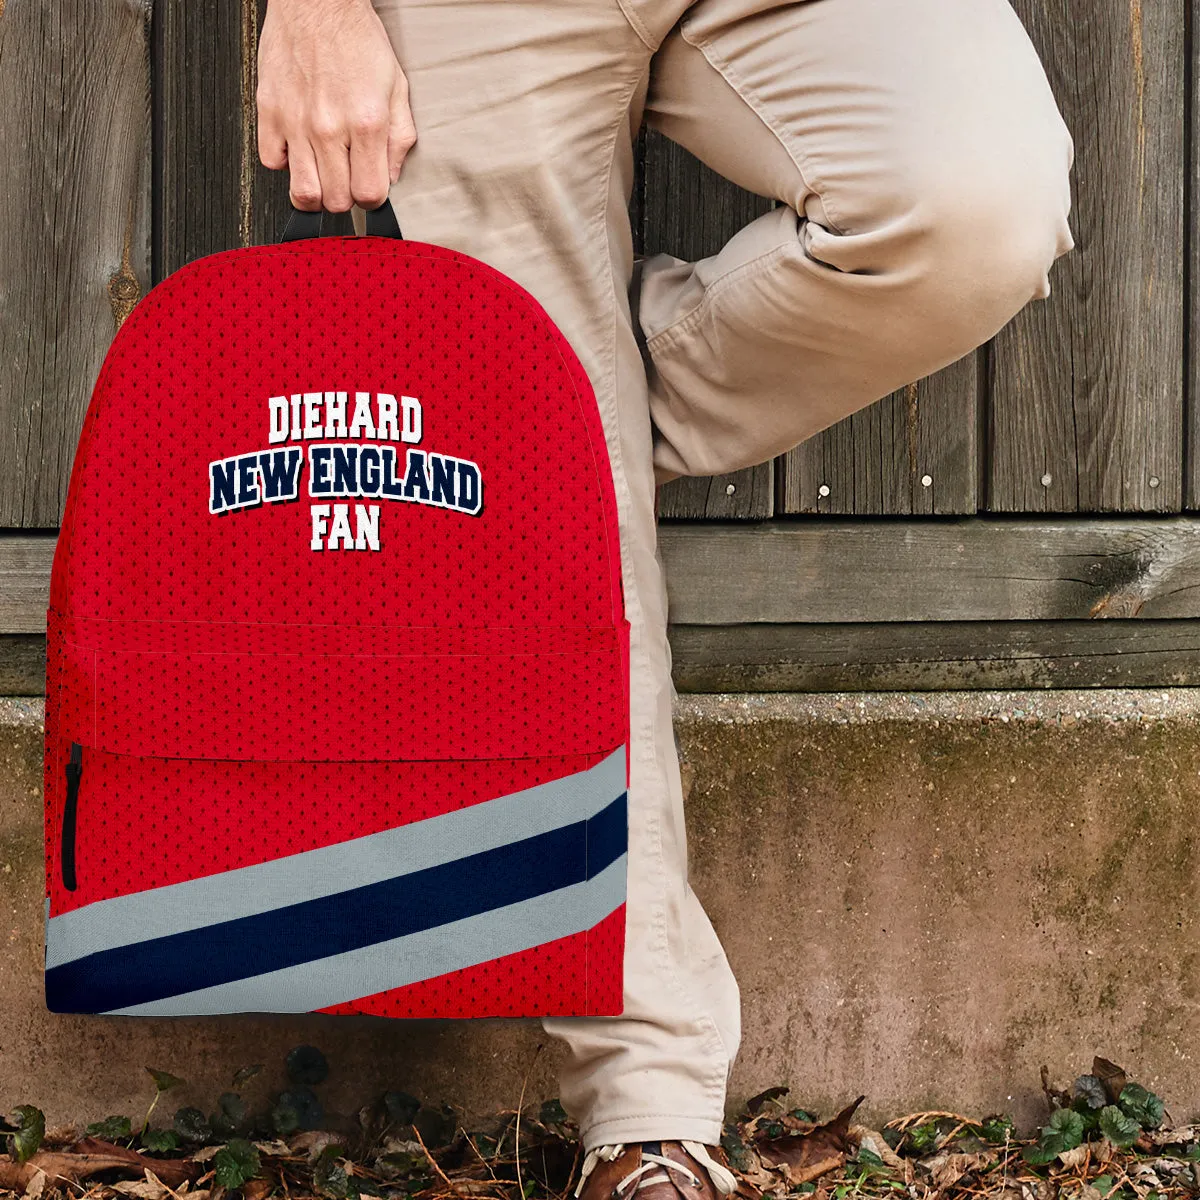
[61, 742, 82, 892]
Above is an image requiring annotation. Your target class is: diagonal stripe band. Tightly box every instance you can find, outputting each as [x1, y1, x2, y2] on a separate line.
[46, 795, 626, 1014]
[103, 859, 628, 1017]
[108, 854, 628, 1016]
[46, 746, 626, 971]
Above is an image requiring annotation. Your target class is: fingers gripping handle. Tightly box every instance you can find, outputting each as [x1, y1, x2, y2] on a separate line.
[281, 197, 403, 243]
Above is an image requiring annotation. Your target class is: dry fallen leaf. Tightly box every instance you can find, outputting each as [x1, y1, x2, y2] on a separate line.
[851, 1127, 905, 1170]
[0, 1144, 197, 1193]
[112, 1168, 171, 1200]
[780, 1155, 845, 1187]
[924, 1149, 996, 1190]
[290, 1130, 350, 1161]
[756, 1097, 864, 1175]
[1057, 1145, 1090, 1170]
[1093, 1057, 1127, 1105]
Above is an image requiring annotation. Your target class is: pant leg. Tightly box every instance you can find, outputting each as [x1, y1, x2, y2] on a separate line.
[638, 0, 1077, 485]
[371, 0, 740, 1151]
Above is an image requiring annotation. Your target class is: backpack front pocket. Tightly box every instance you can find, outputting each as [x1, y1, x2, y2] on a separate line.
[44, 618, 630, 1020]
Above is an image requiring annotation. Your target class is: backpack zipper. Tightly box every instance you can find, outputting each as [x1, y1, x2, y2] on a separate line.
[61, 742, 83, 892]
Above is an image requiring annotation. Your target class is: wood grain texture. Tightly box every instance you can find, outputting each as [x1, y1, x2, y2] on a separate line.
[7, 619, 1197, 695]
[990, 0, 1184, 513]
[777, 355, 981, 515]
[659, 518, 1200, 623]
[670, 620, 1200, 692]
[155, 0, 241, 271]
[155, 0, 305, 277]
[1189, 0, 1200, 510]
[0, 0, 151, 527]
[13, 520, 1200, 633]
[0, 536, 54, 634]
[639, 130, 774, 519]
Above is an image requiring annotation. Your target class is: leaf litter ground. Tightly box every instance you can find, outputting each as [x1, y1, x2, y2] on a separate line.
[2, 1050, 1197, 1200]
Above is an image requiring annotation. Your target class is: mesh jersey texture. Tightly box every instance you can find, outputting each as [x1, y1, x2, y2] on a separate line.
[43, 235, 630, 1019]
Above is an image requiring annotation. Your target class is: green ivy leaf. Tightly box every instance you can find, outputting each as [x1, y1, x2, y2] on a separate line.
[271, 1103, 300, 1136]
[286, 1045, 329, 1087]
[12, 1106, 45, 1163]
[979, 1116, 1014, 1145]
[214, 1138, 262, 1190]
[721, 1128, 753, 1172]
[1073, 1075, 1108, 1111]
[1099, 1105, 1140, 1148]
[315, 1145, 351, 1199]
[1092, 1176, 1116, 1198]
[277, 1088, 323, 1131]
[86, 1115, 133, 1141]
[908, 1123, 941, 1153]
[145, 1069, 185, 1094]
[1021, 1143, 1060, 1166]
[174, 1106, 213, 1144]
[141, 1129, 180, 1155]
[1048, 1108, 1085, 1151]
[1118, 1084, 1164, 1130]
[212, 1092, 248, 1137]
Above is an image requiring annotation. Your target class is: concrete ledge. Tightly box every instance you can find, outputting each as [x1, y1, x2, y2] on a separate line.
[3, 693, 1198, 1130]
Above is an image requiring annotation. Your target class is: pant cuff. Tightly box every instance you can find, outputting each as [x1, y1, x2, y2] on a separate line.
[578, 1112, 726, 1153]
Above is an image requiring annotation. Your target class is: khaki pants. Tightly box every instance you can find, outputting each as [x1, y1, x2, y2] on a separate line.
[372, 0, 1075, 1151]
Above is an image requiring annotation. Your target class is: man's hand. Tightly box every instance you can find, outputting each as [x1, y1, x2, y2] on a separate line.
[257, 0, 416, 212]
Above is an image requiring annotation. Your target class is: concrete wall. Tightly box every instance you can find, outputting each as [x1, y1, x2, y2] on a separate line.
[3, 692, 1198, 1133]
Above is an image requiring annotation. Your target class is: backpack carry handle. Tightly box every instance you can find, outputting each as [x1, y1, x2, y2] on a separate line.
[281, 197, 403, 243]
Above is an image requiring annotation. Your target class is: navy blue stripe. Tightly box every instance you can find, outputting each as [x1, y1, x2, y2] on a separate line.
[46, 794, 626, 1014]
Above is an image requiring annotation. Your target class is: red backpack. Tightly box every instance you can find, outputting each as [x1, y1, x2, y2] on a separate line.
[43, 203, 630, 1019]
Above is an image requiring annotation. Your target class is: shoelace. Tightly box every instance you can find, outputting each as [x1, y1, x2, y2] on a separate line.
[573, 1141, 739, 1198]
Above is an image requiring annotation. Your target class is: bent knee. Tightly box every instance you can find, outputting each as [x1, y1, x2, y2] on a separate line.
[804, 113, 1075, 348]
[927, 147, 1074, 301]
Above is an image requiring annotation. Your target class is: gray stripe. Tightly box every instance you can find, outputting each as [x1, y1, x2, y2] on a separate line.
[47, 747, 625, 970]
[106, 854, 627, 1015]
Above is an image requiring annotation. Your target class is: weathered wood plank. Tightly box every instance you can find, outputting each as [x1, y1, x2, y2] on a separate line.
[155, 0, 240, 271]
[1188, 0, 1200, 510]
[778, 355, 981, 515]
[0, 0, 151, 527]
[657, 467, 774, 521]
[990, 0, 1184, 513]
[156, 0, 312, 277]
[640, 131, 774, 519]
[12, 521, 1200, 633]
[8, 618, 1198, 696]
[659, 519, 1200, 623]
[670, 620, 1200, 692]
[0, 537, 55, 634]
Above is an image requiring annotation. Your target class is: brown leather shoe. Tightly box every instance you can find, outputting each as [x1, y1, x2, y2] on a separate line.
[573, 1141, 739, 1200]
